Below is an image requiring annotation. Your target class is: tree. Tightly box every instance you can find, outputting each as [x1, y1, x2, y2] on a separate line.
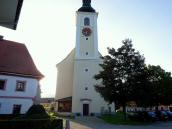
[147, 65, 172, 106]
[133, 65, 172, 108]
[94, 39, 145, 119]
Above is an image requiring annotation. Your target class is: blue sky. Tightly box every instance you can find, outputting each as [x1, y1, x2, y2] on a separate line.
[0, 0, 172, 97]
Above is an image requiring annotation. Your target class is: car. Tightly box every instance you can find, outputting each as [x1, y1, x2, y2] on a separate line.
[155, 110, 168, 121]
[147, 111, 158, 121]
[166, 111, 172, 120]
[128, 111, 158, 122]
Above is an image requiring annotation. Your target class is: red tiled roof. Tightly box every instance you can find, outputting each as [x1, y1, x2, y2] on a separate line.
[0, 39, 44, 79]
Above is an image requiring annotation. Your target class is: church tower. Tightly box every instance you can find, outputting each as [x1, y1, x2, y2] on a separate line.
[55, 0, 114, 116]
[75, 0, 98, 59]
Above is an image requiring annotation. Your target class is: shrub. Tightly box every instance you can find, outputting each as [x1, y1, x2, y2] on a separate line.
[0, 118, 63, 129]
[25, 104, 49, 119]
[26, 105, 47, 115]
[76, 113, 81, 116]
[50, 119, 63, 129]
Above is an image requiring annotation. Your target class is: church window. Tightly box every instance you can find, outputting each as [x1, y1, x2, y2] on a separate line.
[84, 17, 90, 26]
[86, 52, 88, 55]
[85, 68, 88, 72]
[85, 87, 88, 90]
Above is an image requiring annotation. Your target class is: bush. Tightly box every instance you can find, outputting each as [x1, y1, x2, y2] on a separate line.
[26, 105, 47, 115]
[0, 105, 63, 129]
[25, 104, 49, 119]
[128, 112, 142, 121]
[0, 118, 63, 129]
[50, 119, 63, 129]
[0, 114, 20, 120]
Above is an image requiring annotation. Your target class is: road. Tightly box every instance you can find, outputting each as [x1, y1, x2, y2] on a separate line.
[67, 117, 172, 129]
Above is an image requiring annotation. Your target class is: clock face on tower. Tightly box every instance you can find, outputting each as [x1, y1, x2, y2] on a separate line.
[82, 27, 92, 37]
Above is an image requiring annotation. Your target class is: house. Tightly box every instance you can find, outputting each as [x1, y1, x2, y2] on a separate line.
[0, 36, 43, 114]
[55, 0, 114, 116]
[39, 97, 55, 111]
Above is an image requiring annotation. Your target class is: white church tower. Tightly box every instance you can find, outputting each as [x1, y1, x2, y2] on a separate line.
[55, 0, 114, 116]
[75, 0, 98, 60]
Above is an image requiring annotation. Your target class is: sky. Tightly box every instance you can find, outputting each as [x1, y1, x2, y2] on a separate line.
[0, 0, 172, 97]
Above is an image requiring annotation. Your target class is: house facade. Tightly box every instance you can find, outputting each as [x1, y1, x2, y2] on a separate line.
[55, 0, 114, 116]
[0, 36, 43, 114]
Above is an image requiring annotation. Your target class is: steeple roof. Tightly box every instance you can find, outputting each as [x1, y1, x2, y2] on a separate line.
[78, 0, 95, 12]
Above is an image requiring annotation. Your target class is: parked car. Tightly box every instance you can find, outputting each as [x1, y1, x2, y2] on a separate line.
[155, 110, 168, 121]
[128, 111, 157, 122]
[166, 111, 172, 120]
[147, 111, 158, 121]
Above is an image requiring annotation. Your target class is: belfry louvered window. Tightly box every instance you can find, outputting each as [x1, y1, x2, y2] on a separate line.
[84, 17, 90, 26]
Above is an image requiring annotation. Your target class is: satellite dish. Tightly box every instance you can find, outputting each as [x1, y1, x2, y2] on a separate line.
[0, 0, 23, 30]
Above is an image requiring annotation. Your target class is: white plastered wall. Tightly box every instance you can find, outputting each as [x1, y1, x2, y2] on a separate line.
[55, 49, 75, 100]
[0, 75, 38, 114]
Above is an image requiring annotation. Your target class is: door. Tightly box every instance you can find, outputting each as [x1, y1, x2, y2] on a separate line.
[83, 104, 89, 116]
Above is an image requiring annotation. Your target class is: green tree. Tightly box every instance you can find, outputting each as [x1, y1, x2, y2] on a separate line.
[147, 65, 172, 106]
[94, 39, 145, 119]
[134, 65, 172, 108]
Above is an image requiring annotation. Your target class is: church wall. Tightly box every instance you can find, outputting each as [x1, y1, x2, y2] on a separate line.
[55, 50, 74, 100]
[79, 28, 95, 58]
[72, 59, 114, 115]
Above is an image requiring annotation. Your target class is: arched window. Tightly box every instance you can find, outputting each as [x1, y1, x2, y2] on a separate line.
[84, 17, 90, 26]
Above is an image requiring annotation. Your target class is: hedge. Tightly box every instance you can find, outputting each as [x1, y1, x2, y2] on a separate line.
[0, 118, 63, 129]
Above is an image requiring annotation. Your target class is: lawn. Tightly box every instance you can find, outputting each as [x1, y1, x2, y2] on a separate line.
[100, 112, 151, 125]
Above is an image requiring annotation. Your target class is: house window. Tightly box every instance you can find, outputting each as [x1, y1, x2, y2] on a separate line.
[13, 104, 21, 114]
[16, 81, 26, 92]
[84, 17, 90, 26]
[86, 52, 88, 55]
[0, 80, 6, 90]
[85, 87, 88, 90]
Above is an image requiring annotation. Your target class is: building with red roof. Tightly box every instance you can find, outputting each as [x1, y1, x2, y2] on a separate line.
[0, 36, 43, 114]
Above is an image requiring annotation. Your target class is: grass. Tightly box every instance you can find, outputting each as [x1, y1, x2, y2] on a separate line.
[100, 112, 152, 125]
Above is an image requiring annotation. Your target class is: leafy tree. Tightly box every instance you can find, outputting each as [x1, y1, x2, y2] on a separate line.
[131, 65, 172, 108]
[94, 39, 145, 119]
[132, 66, 157, 107]
[146, 65, 172, 107]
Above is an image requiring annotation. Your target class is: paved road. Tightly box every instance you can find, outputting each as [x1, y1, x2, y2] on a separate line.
[68, 117, 172, 129]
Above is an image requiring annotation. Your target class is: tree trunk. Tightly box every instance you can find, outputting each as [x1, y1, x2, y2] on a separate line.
[122, 103, 127, 120]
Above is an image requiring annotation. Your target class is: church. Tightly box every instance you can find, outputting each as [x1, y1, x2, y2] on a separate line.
[55, 0, 114, 116]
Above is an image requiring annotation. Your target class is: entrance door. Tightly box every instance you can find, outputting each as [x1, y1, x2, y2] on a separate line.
[83, 104, 89, 116]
